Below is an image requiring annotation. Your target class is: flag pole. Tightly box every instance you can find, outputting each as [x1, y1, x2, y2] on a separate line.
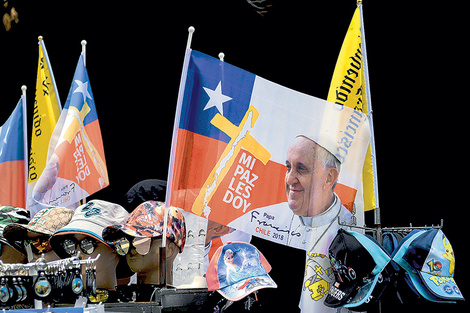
[21, 85, 28, 208]
[186, 26, 195, 50]
[358, 2, 381, 230]
[218, 52, 225, 61]
[81, 40, 87, 205]
[81, 40, 87, 66]
[164, 25, 196, 250]
[161, 26, 196, 286]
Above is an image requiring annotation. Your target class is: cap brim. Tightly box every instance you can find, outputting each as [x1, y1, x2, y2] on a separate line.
[0, 236, 26, 256]
[344, 274, 380, 308]
[3, 223, 51, 240]
[53, 216, 108, 242]
[102, 225, 125, 242]
[418, 271, 464, 302]
[349, 262, 395, 311]
[324, 280, 358, 308]
[217, 274, 277, 301]
[404, 271, 453, 303]
[103, 224, 163, 241]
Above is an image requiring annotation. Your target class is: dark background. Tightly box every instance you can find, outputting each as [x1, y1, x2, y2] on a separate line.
[1, 0, 467, 311]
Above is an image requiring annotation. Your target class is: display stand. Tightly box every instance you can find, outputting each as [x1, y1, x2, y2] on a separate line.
[339, 217, 444, 243]
[102, 288, 210, 313]
[338, 217, 445, 313]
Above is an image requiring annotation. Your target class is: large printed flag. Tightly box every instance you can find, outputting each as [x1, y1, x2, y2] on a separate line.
[27, 38, 62, 212]
[0, 97, 27, 208]
[28, 53, 109, 216]
[168, 49, 371, 250]
[327, 5, 378, 212]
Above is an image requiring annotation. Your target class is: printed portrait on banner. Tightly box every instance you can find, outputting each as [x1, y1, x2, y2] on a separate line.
[168, 50, 370, 251]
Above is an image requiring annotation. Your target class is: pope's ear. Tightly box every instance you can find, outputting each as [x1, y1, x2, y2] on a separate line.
[324, 167, 339, 191]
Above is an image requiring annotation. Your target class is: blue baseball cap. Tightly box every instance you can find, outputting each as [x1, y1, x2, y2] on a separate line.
[392, 228, 464, 303]
[325, 229, 391, 309]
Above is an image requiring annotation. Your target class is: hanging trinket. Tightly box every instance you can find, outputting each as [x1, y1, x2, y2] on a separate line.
[71, 266, 83, 295]
[34, 271, 51, 298]
[0, 277, 10, 305]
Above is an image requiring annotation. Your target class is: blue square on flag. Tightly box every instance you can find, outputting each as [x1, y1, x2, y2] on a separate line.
[179, 50, 255, 144]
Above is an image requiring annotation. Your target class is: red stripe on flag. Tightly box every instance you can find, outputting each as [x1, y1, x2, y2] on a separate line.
[0, 160, 25, 207]
[170, 129, 227, 210]
[335, 183, 357, 212]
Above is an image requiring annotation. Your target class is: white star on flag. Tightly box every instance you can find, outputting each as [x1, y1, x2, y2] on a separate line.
[202, 81, 232, 116]
[0, 125, 9, 157]
[73, 80, 92, 103]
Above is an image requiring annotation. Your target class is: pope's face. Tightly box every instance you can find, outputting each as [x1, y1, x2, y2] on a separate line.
[285, 137, 330, 217]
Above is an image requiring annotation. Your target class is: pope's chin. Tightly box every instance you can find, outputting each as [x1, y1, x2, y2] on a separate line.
[287, 198, 305, 216]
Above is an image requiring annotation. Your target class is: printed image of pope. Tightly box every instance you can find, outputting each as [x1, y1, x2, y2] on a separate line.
[284, 135, 354, 312]
[285, 135, 344, 218]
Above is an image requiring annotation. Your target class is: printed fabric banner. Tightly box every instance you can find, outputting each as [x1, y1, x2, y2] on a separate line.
[0, 97, 27, 208]
[168, 49, 370, 250]
[27, 38, 62, 212]
[29, 53, 109, 216]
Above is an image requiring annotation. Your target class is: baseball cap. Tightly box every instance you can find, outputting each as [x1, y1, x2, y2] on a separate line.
[381, 231, 423, 304]
[324, 229, 390, 309]
[102, 201, 186, 252]
[206, 241, 277, 301]
[392, 228, 464, 303]
[0, 206, 30, 233]
[4, 207, 73, 239]
[49, 200, 129, 258]
[0, 206, 30, 255]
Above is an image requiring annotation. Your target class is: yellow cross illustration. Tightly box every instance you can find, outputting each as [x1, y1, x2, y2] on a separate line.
[62, 102, 109, 187]
[191, 105, 271, 216]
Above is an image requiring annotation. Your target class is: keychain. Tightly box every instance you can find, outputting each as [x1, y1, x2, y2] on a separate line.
[71, 266, 83, 295]
[17, 276, 28, 302]
[0, 277, 10, 305]
[85, 260, 92, 297]
[12, 277, 22, 303]
[85, 259, 97, 302]
[34, 270, 52, 298]
[92, 262, 97, 297]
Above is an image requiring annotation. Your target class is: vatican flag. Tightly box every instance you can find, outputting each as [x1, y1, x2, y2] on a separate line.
[27, 37, 62, 212]
[327, 5, 378, 212]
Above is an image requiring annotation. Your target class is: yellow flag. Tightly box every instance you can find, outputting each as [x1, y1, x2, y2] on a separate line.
[27, 38, 61, 204]
[327, 6, 376, 212]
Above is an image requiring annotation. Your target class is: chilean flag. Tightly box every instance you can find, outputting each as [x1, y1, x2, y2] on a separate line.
[167, 49, 370, 249]
[0, 97, 27, 208]
[28, 53, 108, 216]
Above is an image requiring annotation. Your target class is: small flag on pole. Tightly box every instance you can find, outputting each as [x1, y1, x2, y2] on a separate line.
[27, 37, 62, 212]
[0, 93, 28, 208]
[327, 4, 378, 212]
[29, 52, 109, 216]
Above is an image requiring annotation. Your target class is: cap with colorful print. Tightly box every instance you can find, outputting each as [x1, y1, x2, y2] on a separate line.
[0, 206, 30, 255]
[4, 207, 73, 238]
[206, 241, 277, 301]
[324, 229, 391, 309]
[102, 201, 186, 252]
[0, 206, 29, 235]
[393, 228, 464, 302]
